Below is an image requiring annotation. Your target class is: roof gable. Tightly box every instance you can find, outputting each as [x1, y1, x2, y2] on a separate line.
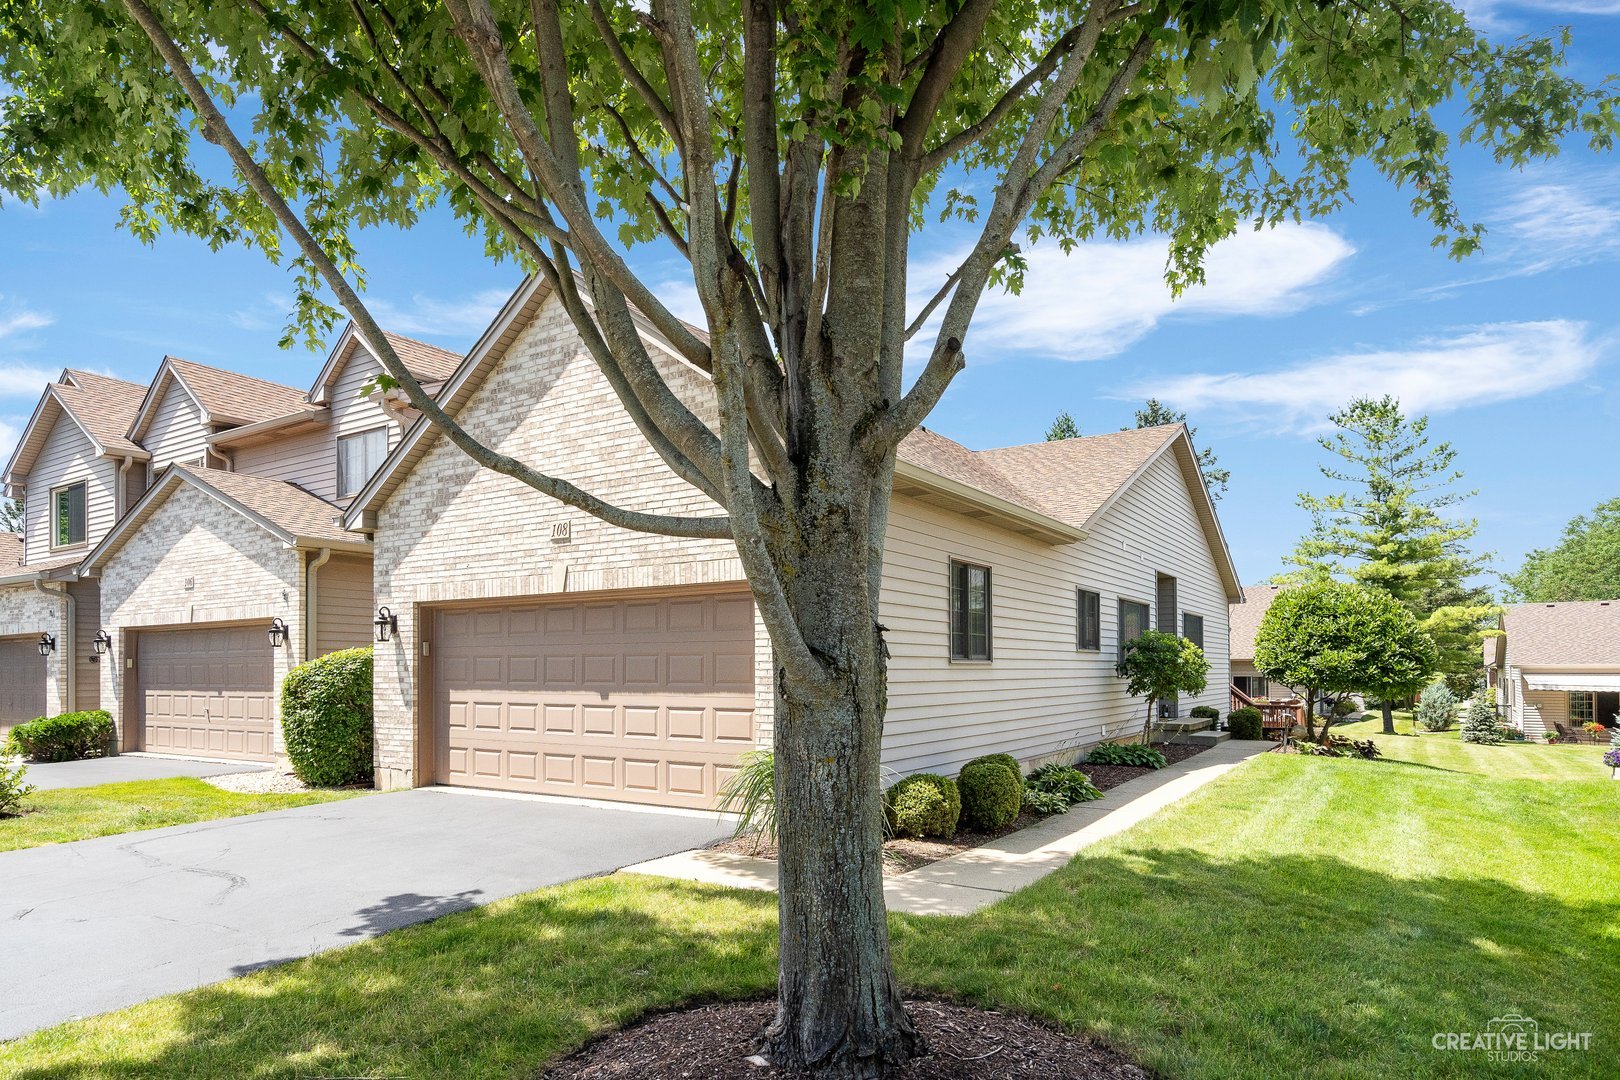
[309, 326, 463, 405]
[4, 370, 150, 486]
[82, 464, 367, 573]
[128, 357, 308, 441]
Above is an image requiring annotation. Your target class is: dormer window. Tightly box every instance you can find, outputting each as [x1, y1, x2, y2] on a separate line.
[338, 426, 389, 499]
[52, 481, 86, 547]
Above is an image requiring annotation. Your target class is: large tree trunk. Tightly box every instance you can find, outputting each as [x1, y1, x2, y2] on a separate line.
[1382, 701, 1396, 735]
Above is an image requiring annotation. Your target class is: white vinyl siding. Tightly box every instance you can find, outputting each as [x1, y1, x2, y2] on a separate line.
[25, 416, 119, 563]
[878, 449, 1232, 776]
[337, 427, 389, 499]
[141, 382, 211, 470]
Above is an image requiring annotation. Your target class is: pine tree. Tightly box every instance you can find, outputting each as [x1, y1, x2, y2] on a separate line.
[1460, 695, 1504, 745]
[0, 499, 21, 534]
[1281, 396, 1496, 692]
[1127, 399, 1229, 500]
[1045, 412, 1080, 441]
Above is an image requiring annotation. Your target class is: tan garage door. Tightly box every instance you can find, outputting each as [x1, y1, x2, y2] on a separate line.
[432, 590, 758, 807]
[0, 635, 46, 734]
[138, 625, 276, 761]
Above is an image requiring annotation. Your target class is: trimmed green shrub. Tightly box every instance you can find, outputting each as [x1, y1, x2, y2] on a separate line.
[1331, 698, 1361, 718]
[0, 755, 34, 816]
[1189, 705, 1220, 720]
[6, 710, 113, 762]
[1227, 707, 1263, 740]
[1415, 679, 1458, 732]
[962, 752, 1020, 778]
[716, 750, 776, 853]
[1084, 742, 1168, 769]
[958, 759, 1022, 831]
[1023, 761, 1101, 809]
[1459, 695, 1503, 745]
[885, 773, 960, 839]
[281, 646, 375, 787]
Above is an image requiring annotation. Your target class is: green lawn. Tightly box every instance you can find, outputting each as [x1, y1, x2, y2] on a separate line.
[2, 741, 1616, 1078]
[1334, 713, 1614, 781]
[0, 777, 358, 852]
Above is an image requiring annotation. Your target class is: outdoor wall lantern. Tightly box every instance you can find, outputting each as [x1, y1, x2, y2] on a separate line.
[92, 629, 113, 656]
[267, 618, 290, 649]
[37, 633, 56, 656]
[374, 606, 398, 643]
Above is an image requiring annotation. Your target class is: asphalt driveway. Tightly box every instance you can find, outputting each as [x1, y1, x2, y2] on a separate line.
[20, 754, 271, 791]
[0, 788, 728, 1040]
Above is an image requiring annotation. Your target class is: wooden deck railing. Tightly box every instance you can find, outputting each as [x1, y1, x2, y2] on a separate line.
[1230, 684, 1307, 739]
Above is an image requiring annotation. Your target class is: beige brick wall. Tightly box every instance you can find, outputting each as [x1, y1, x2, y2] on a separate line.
[371, 295, 771, 789]
[98, 482, 306, 753]
[0, 580, 71, 718]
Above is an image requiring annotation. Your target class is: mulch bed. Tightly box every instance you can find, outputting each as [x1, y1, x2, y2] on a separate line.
[708, 743, 1207, 877]
[543, 998, 1153, 1079]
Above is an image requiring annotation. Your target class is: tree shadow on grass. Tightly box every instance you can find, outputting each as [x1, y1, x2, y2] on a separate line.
[898, 849, 1620, 1080]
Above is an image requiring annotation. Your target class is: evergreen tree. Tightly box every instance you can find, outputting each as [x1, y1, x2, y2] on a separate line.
[1415, 679, 1457, 732]
[1280, 396, 1496, 693]
[1045, 412, 1080, 441]
[1460, 695, 1504, 745]
[1128, 399, 1229, 500]
[0, 499, 21, 534]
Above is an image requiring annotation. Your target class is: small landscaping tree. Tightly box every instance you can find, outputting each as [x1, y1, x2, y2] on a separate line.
[1415, 679, 1458, 733]
[1115, 630, 1209, 744]
[1253, 580, 1433, 744]
[1460, 695, 1504, 745]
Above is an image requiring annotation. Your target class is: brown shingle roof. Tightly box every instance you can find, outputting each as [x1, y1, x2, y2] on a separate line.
[972, 424, 1183, 530]
[164, 357, 309, 426]
[896, 427, 1049, 515]
[1229, 584, 1285, 662]
[1502, 601, 1620, 668]
[381, 332, 462, 382]
[173, 465, 356, 546]
[57, 370, 148, 456]
[0, 533, 22, 574]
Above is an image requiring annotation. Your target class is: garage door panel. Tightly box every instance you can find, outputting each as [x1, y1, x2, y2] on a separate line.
[434, 591, 757, 807]
[138, 625, 275, 762]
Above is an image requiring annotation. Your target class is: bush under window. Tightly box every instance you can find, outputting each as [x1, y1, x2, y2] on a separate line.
[958, 759, 1021, 831]
[5, 710, 113, 762]
[281, 646, 375, 787]
[885, 773, 960, 839]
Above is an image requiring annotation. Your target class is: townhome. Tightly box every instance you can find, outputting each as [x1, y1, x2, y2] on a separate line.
[1, 330, 460, 758]
[342, 276, 1243, 807]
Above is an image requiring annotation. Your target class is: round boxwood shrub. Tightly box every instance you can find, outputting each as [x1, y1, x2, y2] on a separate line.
[958, 759, 1022, 831]
[1226, 707, 1263, 740]
[5, 710, 113, 762]
[1189, 705, 1220, 720]
[280, 646, 374, 787]
[885, 773, 960, 839]
[962, 752, 1021, 779]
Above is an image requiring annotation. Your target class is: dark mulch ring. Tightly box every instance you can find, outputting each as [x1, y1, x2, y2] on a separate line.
[709, 743, 1207, 876]
[543, 998, 1154, 1079]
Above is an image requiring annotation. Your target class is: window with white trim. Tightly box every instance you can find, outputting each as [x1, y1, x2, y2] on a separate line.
[337, 427, 389, 498]
[52, 482, 86, 547]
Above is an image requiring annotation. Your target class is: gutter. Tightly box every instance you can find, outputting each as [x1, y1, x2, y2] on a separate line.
[117, 455, 137, 518]
[33, 574, 73, 712]
[208, 406, 327, 448]
[305, 547, 332, 659]
[892, 459, 1083, 546]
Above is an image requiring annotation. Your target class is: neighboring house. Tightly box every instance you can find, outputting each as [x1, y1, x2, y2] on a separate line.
[0, 330, 459, 756]
[342, 276, 1243, 807]
[1, 370, 150, 732]
[1229, 583, 1282, 701]
[1486, 601, 1620, 741]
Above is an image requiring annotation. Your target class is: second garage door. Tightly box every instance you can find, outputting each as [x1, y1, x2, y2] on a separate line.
[138, 625, 277, 760]
[0, 635, 46, 735]
[432, 590, 758, 807]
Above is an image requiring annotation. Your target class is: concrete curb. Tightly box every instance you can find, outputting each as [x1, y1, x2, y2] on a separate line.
[621, 740, 1269, 916]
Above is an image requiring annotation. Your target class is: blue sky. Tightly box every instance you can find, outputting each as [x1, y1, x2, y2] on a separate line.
[1, 0, 1616, 594]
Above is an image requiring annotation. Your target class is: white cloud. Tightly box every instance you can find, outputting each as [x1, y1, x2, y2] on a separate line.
[1495, 178, 1620, 273]
[908, 222, 1354, 363]
[1462, 0, 1620, 32]
[364, 287, 513, 340]
[0, 364, 57, 397]
[0, 301, 52, 341]
[1133, 320, 1602, 429]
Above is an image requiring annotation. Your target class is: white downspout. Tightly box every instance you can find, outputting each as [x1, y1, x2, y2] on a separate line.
[33, 576, 74, 713]
[305, 548, 332, 659]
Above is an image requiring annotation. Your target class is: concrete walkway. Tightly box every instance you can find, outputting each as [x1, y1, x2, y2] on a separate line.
[20, 753, 271, 791]
[1, 787, 728, 1040]
[624, 739, 1267, 915]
